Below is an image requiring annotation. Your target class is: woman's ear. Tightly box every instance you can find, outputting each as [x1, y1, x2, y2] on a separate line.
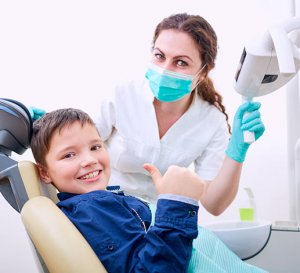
[36, 163, 52, 184]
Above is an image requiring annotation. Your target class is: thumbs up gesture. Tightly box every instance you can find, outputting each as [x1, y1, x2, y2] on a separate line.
[144, 164, 206, 201]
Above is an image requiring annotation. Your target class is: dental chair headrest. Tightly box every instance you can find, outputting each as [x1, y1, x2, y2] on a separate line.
[0, 98, 32, 156]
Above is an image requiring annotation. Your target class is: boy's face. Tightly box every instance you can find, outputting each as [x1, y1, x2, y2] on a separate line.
[39, 121, 111, 194]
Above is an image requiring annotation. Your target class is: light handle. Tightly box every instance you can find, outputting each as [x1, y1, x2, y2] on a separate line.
[242, 96, 255, 144]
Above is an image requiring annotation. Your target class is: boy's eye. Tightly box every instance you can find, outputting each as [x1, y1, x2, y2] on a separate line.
[63, 153, 75, 159]
[91, 144, 102, 151]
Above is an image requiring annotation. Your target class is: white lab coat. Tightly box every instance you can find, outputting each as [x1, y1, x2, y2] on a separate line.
[96, 79, 230, 203]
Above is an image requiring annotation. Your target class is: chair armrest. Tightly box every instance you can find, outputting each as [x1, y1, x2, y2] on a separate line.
[21, 196, 107, 273]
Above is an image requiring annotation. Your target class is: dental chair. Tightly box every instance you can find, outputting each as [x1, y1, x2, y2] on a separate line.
[0, 98, 107, 273]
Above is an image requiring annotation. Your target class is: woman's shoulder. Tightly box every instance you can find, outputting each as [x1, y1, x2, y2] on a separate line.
[195, 95, 226, 118]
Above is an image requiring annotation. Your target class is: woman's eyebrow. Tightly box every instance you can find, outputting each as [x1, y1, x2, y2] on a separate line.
[153, 47, 193, 62]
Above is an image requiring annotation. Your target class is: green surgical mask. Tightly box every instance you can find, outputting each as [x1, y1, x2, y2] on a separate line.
[145, 64, 202, 102]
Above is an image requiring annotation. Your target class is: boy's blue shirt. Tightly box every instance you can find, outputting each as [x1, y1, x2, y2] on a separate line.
[57, 188, 199, 273]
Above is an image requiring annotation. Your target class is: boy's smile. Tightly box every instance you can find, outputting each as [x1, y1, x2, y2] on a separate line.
[78, 170, 102, 181]
[40, 121, 111, 194]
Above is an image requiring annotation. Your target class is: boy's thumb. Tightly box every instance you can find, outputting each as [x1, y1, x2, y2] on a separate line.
[144, 163, 162, 184]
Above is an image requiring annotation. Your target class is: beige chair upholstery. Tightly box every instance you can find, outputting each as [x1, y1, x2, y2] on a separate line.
[19, 161, 107, 273]
[18, 161, 59, 203]
[21, 196, 107, 273]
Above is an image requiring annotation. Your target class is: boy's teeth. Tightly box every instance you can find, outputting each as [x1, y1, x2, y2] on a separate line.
[81, 171, 99, 180]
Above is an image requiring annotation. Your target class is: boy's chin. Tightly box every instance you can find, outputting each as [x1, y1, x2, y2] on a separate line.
[84, 185, 108, 193]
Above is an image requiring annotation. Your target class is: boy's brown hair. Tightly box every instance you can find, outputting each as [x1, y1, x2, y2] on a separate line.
[31, 108, 96, 167]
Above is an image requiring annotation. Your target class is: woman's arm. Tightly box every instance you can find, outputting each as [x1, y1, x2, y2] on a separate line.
[200, 102, 265, 215]
[200, 156, 242, 215]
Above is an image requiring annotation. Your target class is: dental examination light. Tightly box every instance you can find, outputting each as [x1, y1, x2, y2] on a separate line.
[233, 17, 300, 143]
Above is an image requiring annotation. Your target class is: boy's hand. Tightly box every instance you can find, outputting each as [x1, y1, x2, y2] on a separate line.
[144, 164, 206, 201]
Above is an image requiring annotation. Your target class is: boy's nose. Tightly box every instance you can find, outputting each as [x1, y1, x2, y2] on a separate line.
[80, 154, 97, 167]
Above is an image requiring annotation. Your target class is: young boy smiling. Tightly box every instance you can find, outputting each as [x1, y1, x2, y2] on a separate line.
[30, 108, 205, 273]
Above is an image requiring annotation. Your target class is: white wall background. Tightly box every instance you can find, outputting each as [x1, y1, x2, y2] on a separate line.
[0, 0, 296, 224]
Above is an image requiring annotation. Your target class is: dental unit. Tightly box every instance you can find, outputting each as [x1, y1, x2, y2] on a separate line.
[205, 16, 300, 273]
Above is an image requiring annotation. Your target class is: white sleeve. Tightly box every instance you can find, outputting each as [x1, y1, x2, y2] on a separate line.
[194, 120, 230, 181]
[94, 97, 116, 141]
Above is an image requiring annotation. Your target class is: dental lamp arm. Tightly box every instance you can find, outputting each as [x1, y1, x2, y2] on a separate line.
[269, 25, 296, 75]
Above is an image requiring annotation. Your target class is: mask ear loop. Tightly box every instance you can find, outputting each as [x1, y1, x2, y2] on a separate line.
[192, 64, 207, 90]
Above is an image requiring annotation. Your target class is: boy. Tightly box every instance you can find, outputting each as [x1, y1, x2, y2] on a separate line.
[30, 108, 205, 273]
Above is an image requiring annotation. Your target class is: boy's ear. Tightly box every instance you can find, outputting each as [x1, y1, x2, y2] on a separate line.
[36, 163, 52, 184]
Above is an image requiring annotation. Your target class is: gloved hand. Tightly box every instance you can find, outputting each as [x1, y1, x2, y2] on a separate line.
[225, 102, 265, 163]
[28, 106, 46, 121]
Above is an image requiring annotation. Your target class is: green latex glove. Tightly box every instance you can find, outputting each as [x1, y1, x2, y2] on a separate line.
[28, 106, 46, 121]
[225, 102, 265, 163]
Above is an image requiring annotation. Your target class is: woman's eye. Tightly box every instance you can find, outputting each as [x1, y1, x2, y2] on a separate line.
[154, 53, 164, 60]
[177, 60, 188, 67]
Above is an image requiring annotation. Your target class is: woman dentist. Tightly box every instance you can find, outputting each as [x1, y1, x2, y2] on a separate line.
[96, 13, 265, 215]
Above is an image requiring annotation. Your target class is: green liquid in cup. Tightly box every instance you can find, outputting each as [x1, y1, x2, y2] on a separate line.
[239, 208, 254, 221]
